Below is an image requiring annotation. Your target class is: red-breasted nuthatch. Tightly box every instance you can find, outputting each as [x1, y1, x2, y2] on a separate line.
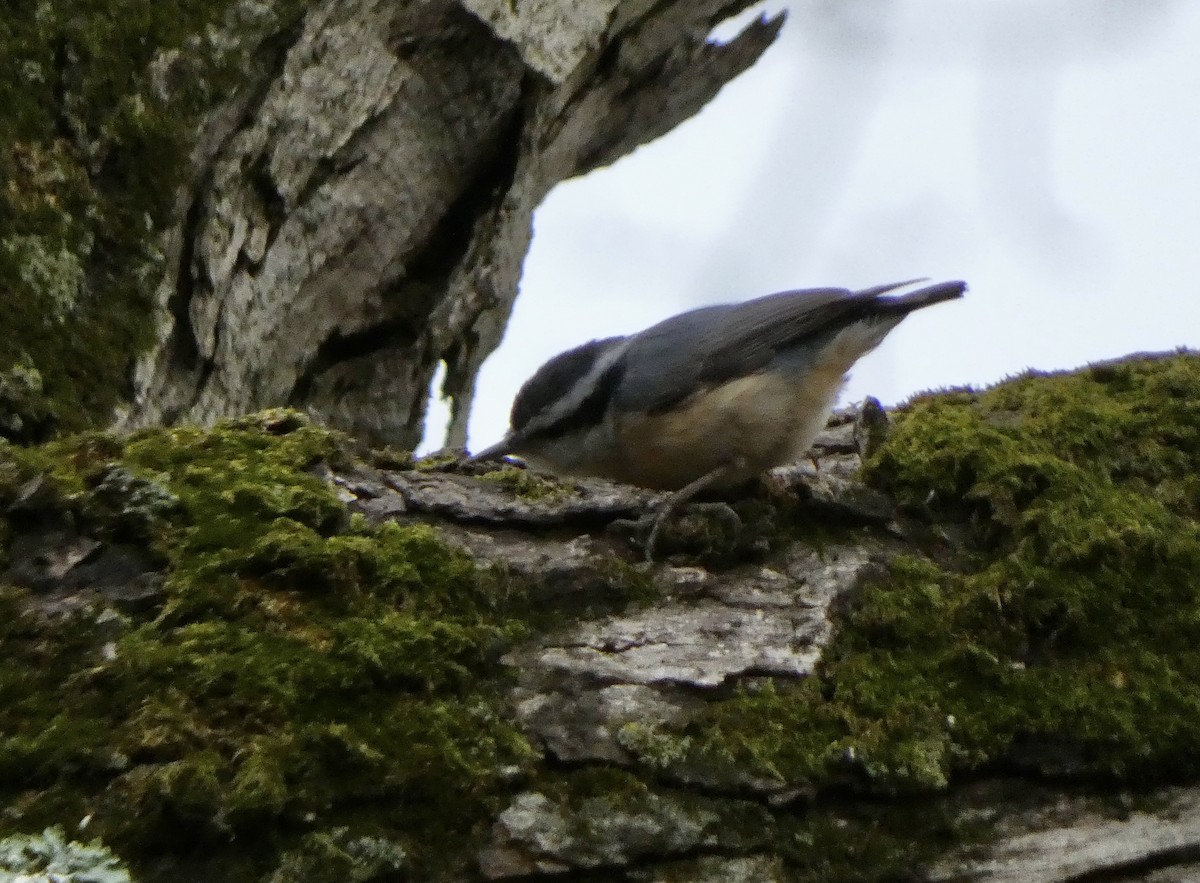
[475, 279, 965, 495]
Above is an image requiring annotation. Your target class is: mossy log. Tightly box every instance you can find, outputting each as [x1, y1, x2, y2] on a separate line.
[2, 351, 1199, 881]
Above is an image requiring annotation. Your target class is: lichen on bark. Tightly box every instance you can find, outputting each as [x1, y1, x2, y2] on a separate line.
[638, 355, 1200, 828]
[1, 0, 786, 450]
[0, 412, 554, 880]
[0, 0, 309, 441]
[3, 354, 1200, 880]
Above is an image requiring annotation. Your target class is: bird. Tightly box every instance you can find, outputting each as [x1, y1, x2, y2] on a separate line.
[474, 279, 965, 553]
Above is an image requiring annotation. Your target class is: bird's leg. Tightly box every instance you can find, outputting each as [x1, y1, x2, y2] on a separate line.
[642, 457, 746, 562]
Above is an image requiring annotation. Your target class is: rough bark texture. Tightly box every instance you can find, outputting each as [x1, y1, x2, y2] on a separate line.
[3, 353, 1200, 881]
[118, 0, 783, 448]
[5, 7, 1199, 877]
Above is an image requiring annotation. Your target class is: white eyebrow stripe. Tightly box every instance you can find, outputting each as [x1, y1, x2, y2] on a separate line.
[519, 337, 632, 438]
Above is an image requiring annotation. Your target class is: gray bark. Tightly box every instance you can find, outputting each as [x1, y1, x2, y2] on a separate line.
[122, 0, 783, 447]
[329, 405, 1200, 882]
[9, 389, 1200, 880]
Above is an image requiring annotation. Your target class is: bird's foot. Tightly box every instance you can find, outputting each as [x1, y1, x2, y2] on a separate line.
[611, 501, 744, 563]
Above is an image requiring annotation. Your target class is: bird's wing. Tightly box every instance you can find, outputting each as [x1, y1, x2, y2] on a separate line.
[694, 287, 870, 384]
[616, 280, 964, 415]
[614, 287, 863, 414]
[699, 279, 966, 383]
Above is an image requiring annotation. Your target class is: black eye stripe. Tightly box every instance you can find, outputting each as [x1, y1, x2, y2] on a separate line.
[533, 359, 625, 441]
[511, 337, 624, 434]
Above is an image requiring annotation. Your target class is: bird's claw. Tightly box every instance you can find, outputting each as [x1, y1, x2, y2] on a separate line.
[611, 501, 744, 563]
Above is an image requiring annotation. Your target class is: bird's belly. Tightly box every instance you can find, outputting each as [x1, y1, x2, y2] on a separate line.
[611, 368, 847, 490]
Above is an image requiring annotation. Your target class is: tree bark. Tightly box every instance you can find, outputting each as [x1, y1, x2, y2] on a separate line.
[119, 0, 783, 447]
[5, 357, 1200, 880]
[9, 4, 1196, 881]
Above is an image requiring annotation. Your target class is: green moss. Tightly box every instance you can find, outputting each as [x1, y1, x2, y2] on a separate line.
[0, 357, 57, 443]
[412, 451, 462, 472]
[777, 798, 964, 883]
[367, 446, 414, 470]
[682, 353, 1200, 802]
[9, 356, 1197, 877]
[265, 827, 408, 882]
[617, 721, 694, 771]
[0, 412, 546, 880]
[535, 767, 776, 856]
[476, 465, 572, 502]
[0, 0, 307, 439]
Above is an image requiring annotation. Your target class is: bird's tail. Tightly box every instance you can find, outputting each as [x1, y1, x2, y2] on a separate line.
[864, 279, 967, 314]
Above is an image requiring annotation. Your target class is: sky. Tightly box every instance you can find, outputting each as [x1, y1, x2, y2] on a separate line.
[425, 0, 1200, 453]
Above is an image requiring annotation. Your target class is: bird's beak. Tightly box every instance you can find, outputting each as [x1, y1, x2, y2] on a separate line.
[470, 434, 518, 463]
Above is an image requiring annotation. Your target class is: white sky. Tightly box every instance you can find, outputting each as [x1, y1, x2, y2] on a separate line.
[426, 0, 1200, 453]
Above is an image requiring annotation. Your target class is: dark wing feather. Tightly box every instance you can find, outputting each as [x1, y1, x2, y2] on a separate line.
[694, 288, 869, 384]
[695, 279, 948, 382]
[614, 287, 863, 413]
[615, 280, 964, 415]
